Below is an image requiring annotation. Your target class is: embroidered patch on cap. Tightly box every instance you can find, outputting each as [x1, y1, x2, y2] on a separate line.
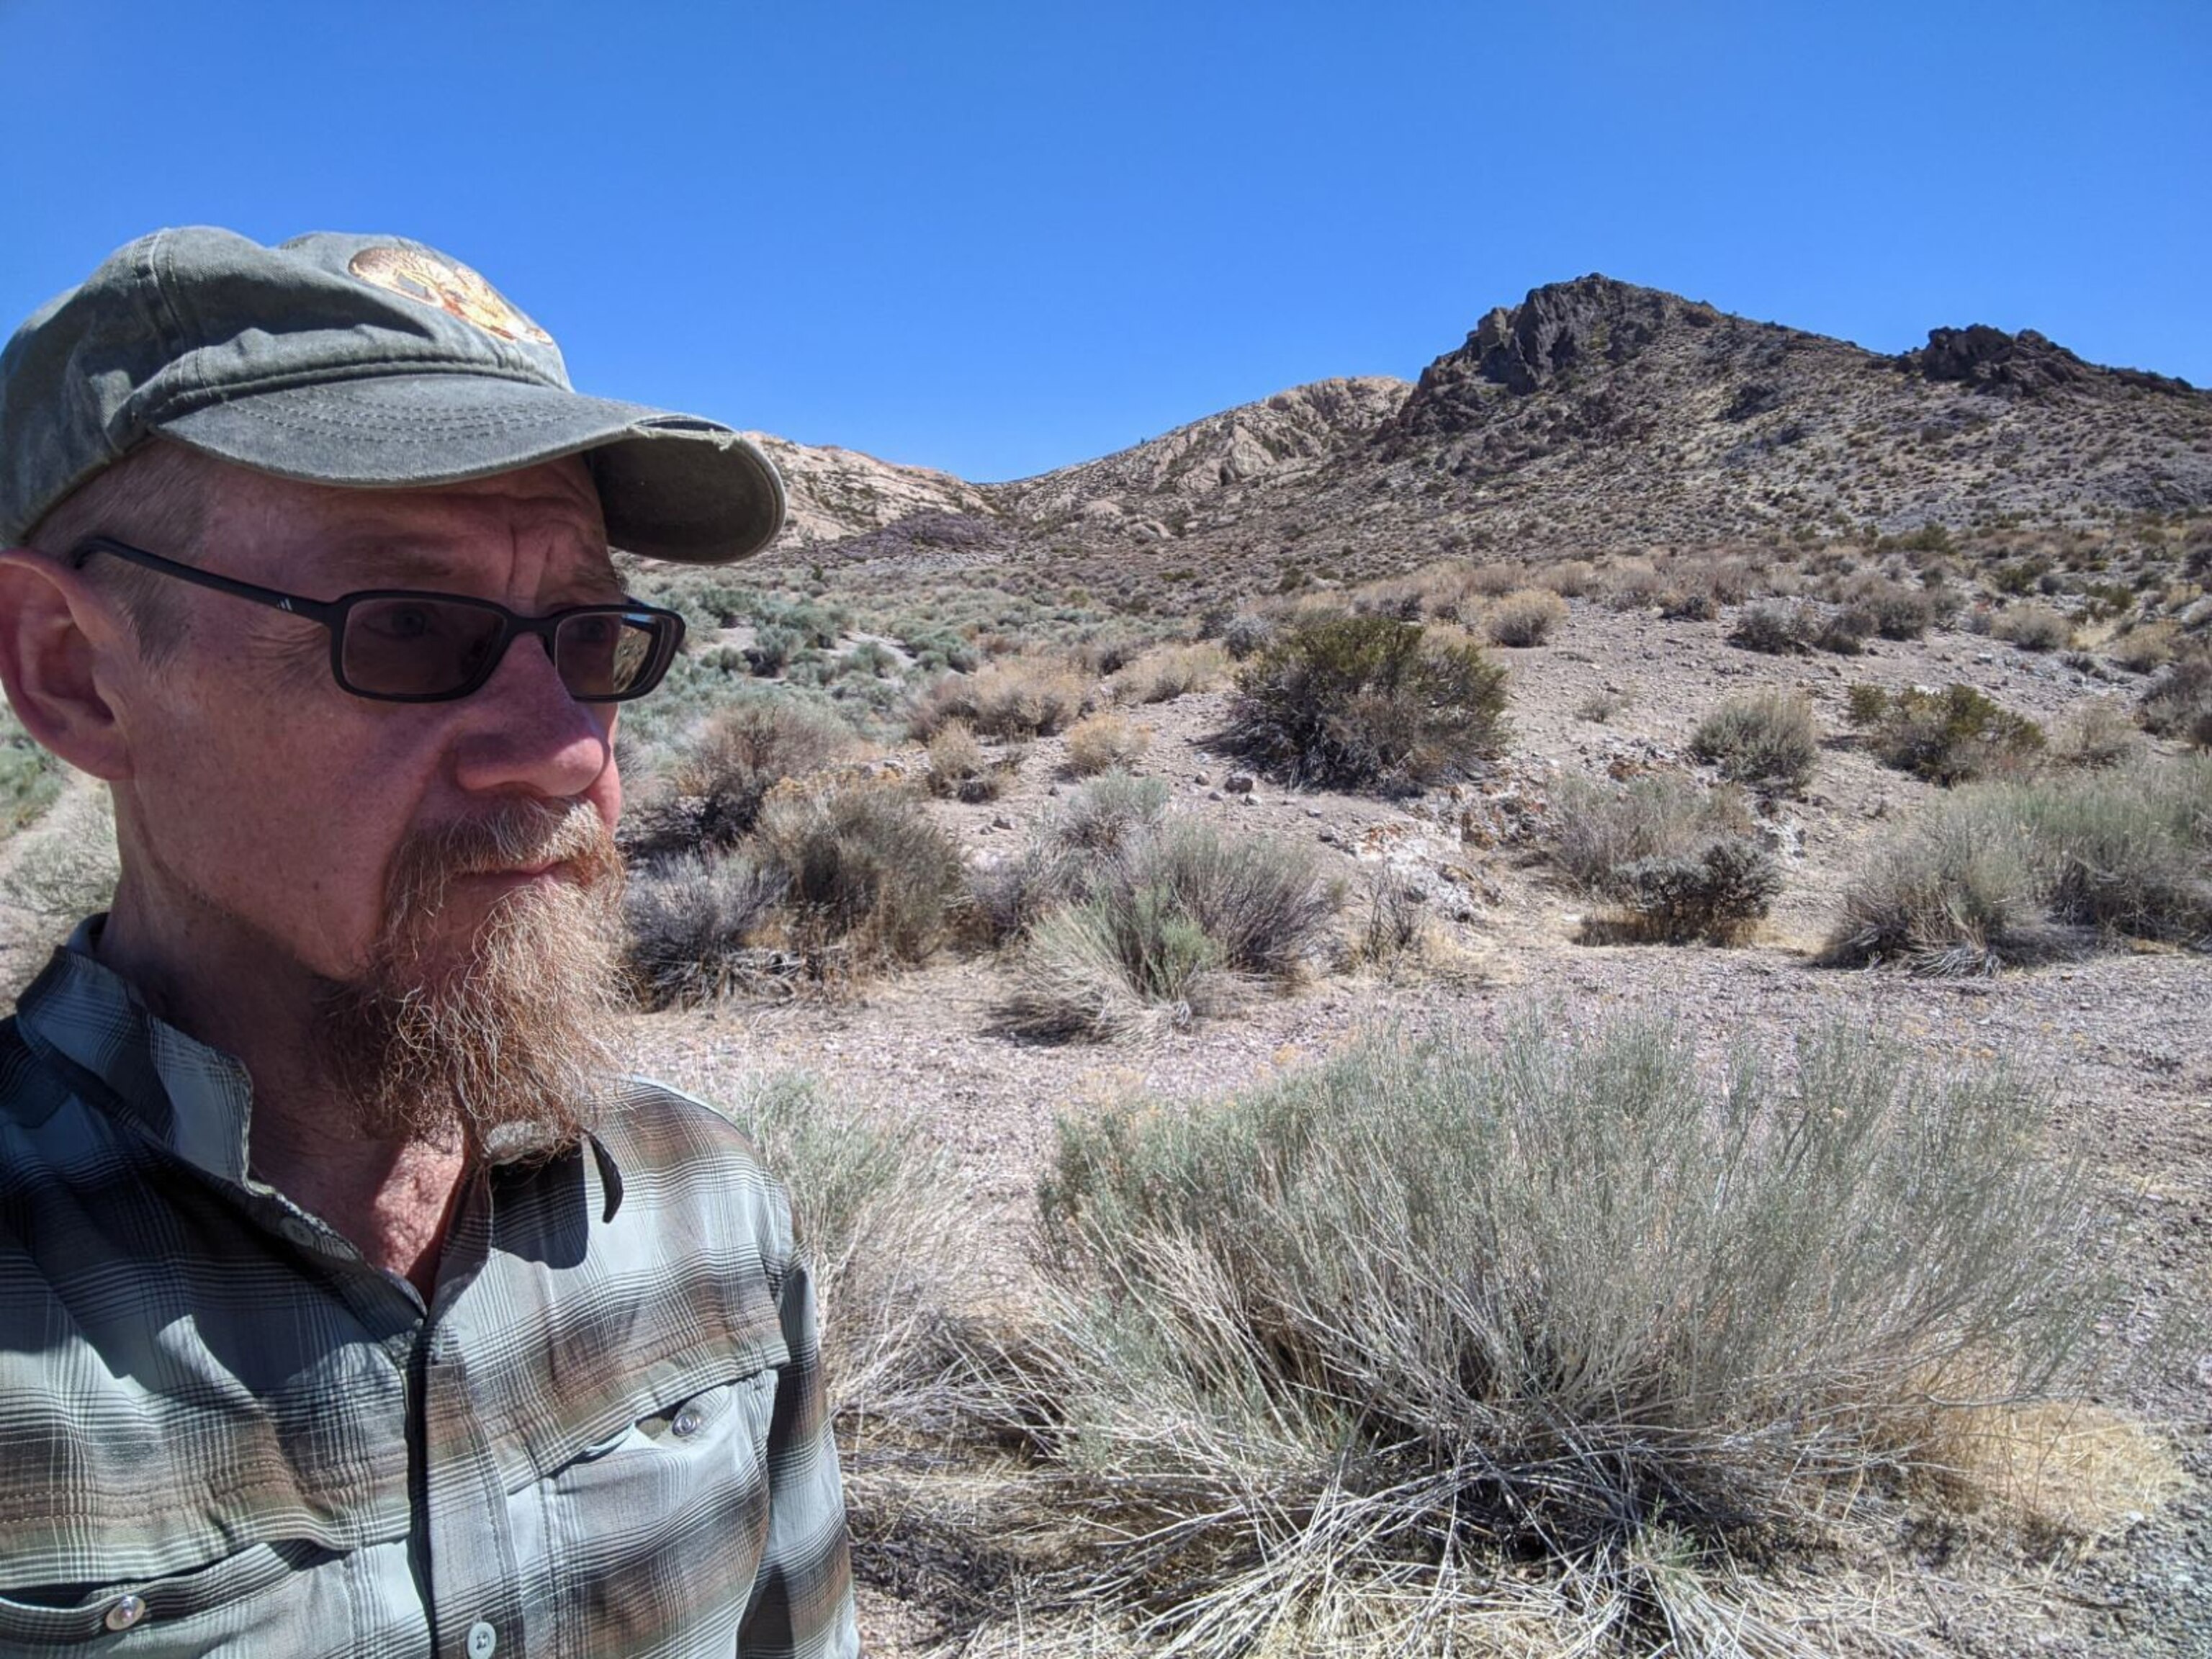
[347, 246, 552, 345]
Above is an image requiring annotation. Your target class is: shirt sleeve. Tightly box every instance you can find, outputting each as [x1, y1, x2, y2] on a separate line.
[736, 1231, 860, 1659]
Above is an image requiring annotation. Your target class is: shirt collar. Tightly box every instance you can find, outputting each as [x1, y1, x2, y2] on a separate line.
[14, 917, 257, 1187]
[14, 917, 629, 1216]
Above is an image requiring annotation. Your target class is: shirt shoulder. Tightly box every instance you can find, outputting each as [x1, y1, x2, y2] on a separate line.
[584, 1077, 798, 1280]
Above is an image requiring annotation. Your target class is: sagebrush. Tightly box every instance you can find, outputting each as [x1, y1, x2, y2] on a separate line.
[1005, 1013, 2105, 1655]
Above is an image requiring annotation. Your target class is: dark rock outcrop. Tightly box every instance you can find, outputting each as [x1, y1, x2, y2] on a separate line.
[1382, 276, 1702, 442]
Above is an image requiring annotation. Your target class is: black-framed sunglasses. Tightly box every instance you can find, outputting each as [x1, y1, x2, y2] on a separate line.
[68, 536, 686, 703]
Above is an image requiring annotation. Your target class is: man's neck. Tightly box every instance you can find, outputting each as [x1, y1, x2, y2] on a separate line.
[96, 882, 467, 1298]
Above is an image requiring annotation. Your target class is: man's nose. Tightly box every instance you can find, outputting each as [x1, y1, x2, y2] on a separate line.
[447, 631, 613, 799]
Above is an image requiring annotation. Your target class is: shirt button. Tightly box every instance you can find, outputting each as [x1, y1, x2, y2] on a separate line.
[672, 1403, 705, 1438]
[103, 1594, 148, 1632]
[280, 1218, 317, 1249]
[466, 1621, 498, 1658]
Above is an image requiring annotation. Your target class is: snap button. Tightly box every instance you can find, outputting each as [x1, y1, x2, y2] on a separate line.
[672, 1403, 705, 1439]
[103, 1593, 148, 1632]
[466, 1619, 497, 1657]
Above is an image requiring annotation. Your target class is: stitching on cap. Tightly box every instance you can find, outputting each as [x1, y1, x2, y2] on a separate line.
[213, 401, 594, 439]
[150, 358, 564, 421]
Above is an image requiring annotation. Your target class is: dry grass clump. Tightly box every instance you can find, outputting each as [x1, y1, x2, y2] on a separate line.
[1689, 688, 1820, 794]
[2049, 698, 2144, 770]
[1062, 711, 1151, 777]
[623, 852, 789, 1009]
[718, 1071, 974, 1420]
[1992, 601, 2073, 653]
[2140, 647, 2212, 747]
[1601, 557, 1665, 611]
[1534, 557, 1598, 598]
[2108, 618, 2180, 675]
[1827, 754, 2212, 971]
[752, 779, 968, 971]
[1224, 613, 1508, 794]
[924, 721, 1021, 804]
[1547, 773, 1780, 942]
[1727, 598, 1813, 655]
[1217, 611, 1277, 660]
[624, 698, 862, 858]
[1483, 588, 1570, 647]
[1004, 1012, 2107, 1656]
[1857, 683, 2047, 785]
[1844, 573, 1940, 639]
[992, 776, 1339, 1041]
[909, 655, 1089, 739]
[1105, 641, 1226, 705]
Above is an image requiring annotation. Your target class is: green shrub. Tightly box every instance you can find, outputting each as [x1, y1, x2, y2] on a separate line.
[1609, 838, 1784, 941]
[1844, 682, 1892, 729]
[1869, 684, 2046, 785]
[1218, 612, 1276, 660]
[1811, 603, 1874, 655]
[1547, 774, 1777, 943]
[997, 810, 1337, 1040]
[752, 781, 968, 970]
[1727, 599, 1812, 655]
[1225, 615, 1507, 793]
[1847, 575, 1938, 639]
[1689, 688, 1820, 793]
[899, 624, 980, 675]
[745, 624, 800, 676]
[624, 852, 788, 1008]
[1021, 1013, 2104, 1653]
[1827, 755, 2212, 970]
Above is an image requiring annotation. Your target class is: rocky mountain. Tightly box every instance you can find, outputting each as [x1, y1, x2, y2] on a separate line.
[748, 275, 2212, 590]
[741, 433, 990, 550]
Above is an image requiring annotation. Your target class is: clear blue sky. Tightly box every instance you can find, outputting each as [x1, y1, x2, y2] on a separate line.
[3, 0, 2206, 482]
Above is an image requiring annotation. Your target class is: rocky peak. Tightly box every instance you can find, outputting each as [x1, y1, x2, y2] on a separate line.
[1383, 274, 1717, 442]
[1904, 325, 2092, 397]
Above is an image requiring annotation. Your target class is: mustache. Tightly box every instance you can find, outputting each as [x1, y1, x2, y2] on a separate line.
[385, 799, 624, 922]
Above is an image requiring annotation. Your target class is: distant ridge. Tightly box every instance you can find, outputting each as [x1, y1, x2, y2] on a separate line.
[755, 274, 2212, 585]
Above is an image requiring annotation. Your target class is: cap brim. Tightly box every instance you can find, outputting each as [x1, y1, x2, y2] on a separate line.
[154, 373, 785, 564]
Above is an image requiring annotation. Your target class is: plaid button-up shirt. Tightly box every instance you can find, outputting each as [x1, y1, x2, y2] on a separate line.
[0, 925, 858, 1658]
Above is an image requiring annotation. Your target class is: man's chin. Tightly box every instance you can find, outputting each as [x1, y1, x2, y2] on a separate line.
[316, 822, 627, 1159]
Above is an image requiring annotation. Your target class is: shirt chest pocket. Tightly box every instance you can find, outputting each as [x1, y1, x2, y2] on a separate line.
[0, 1539, 356, 1656]
[531, 1363, 783, 1638]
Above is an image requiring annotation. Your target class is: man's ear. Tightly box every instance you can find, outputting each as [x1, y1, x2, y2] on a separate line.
[0, 549, 136, 781]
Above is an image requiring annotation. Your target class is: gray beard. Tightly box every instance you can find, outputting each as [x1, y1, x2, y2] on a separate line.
[312, 800, 627, 1161]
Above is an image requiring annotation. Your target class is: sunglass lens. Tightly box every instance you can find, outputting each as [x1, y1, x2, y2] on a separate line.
[554, 611, 671, 699]
[343, 597, 505, 697]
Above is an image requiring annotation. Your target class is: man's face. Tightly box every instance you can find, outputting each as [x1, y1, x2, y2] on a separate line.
[112, 455, 628, 986]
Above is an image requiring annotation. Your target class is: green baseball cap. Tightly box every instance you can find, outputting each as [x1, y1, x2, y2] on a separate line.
[0, 226, 784, 564]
